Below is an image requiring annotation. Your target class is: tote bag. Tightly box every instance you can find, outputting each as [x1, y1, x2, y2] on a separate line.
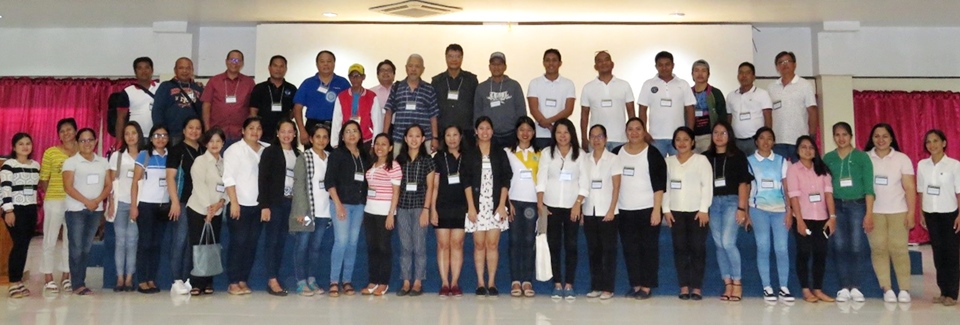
[535, 233, 553, 282]
[191, 222, 223, 277]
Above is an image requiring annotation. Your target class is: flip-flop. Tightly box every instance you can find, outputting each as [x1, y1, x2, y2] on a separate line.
[75, 287, 93, 296]
[44, 281, 59, 293]
[61, 279, 72, 293]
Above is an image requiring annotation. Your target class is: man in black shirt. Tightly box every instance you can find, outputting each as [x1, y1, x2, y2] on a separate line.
[250, 55, 298, 142]
[432, 44, 479, 147]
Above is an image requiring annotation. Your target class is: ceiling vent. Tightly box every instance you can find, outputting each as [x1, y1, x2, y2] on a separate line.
[371, 0, 462, 18]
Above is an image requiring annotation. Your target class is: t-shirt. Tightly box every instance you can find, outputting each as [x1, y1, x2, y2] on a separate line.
[364, 161, 403, 215]
[869, 149, 914, 214]
[136, 150, 170, 204]
[580, 76, 634, 143]
[39, 146, 70, 200]
[121, 82, 160, 133]
[108, 151, 138, 204]
[166, 142, 203, 203]
[616, 145, 667, 211]
[62, 153, 109, 212]
[293, 74, 350, 121]
[747, 151, 790, 212]
[434, 151, 466, 209]
[528, 75, 577, 138]
[250, 79, 298, 142]
[637, 75, 697, 140]
[704, 151, 754, 196]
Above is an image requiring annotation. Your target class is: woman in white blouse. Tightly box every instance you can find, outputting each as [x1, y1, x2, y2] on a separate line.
[663, 126, 713, 301]
[582, 125, 621, 300]
[917, 129, 960, 306]
[223, 117, 267, 295]
[290, 124, 332, 296]
[505, 117, 539, 297]
[105, 121, 143, 292]
[536, 118, 589, 300]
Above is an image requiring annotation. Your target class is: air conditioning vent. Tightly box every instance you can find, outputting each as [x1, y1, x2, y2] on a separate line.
[371, 0, 462, 18]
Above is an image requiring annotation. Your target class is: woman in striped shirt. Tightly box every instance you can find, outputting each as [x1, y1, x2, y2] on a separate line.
[39, 118, 78, 293]
[362, 133, 402, 296]
[2, 133, 41, 298]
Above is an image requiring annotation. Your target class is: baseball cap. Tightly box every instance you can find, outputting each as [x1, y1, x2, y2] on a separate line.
[348, 63, 365, 75]
[489, 52, 506, 63]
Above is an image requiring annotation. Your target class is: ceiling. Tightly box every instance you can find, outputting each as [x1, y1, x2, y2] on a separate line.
[0, 0, 956, 28]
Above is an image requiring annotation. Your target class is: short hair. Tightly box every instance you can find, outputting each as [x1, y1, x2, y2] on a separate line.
[543, 48, 562, 62]
[316, 50, 336, 62]
[133, 57, 153, 71]
[445, 44, 464, 55]
[377, 60, 396, 74]
[655, 51, 674, 63]
[201, 127, 226, 148]
[775, 51, 796, 64]
[269, 55, 287, 66]
[226, 49, 244, 60]
[738, 62, 756, 75]
[75, 128, 97, 142]
[57, 118, 77, 132]
[672, 127, 695, 151]
[692, 59, 710, 73]
[242, 116, 263, 129]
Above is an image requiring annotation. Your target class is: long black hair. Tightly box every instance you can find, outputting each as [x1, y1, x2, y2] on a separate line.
[795, 135, 831, 177]
[548, 118, 580, 161]
[439, 124, 464, 154]
[372, 133, 395, 171]
[706, 120, 744, 157]
[513, 116, 537, 152]
[271, 119, 301, 155]
[118, 121, 144, 156]
[863, 123, 900, 152]
[9, 133, 33, 160]
[397, 124, 428, 165]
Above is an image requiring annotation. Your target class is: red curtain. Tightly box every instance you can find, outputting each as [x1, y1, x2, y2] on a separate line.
[853, 90, 960, 244]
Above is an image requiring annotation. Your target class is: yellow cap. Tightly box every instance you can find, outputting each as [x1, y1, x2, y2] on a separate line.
[348, 63, 365, 75]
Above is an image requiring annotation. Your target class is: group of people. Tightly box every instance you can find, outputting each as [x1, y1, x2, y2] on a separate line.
[1, 44, 958, 308]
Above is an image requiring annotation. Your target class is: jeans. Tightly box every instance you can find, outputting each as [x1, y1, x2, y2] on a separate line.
[671, 211, 708, 289]
[364, 213, 393, 284]
[136, 202, 168, 283]
[832, 199, 867, 289]
[397, 208, 427, 281]
[187, 208, 223, 290]
[773, 144, 797, 162]
[330, 204, 365, 283]
[693, 134, 711, 154]
[113, 202, 138, 276]
[547, 206, 579, 285]
[227, 205, 262, 284]
[293, 217, 330, 283]
[492, 133, 517, 151]
[796, 219, 828, 290]
[65, 210, 100, 289]
[264, 199, 292, 279]
[5, 205, 37, 282]
[534, 138, 553, 150]
[735, 138, 757, 155]
[40, 199, 69, 274]
[925, 211, 960, 299]
[652, 139, 677, 157]
[709, 195, 742, 281]
[509, 201, 537, 283]
[583, 215, 618, 292]
[867, 212, 911, 291]
[750, 207, 790, 289]
[619, 208, 660, 288]
[170, 202, 191, 281]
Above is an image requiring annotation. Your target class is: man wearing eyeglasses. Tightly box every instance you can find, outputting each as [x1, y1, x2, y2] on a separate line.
[201, 50, 255, 143]
[767, 51, 817, 162]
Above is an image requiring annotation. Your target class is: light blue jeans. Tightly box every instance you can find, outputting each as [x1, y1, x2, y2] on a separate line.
[330, 203, 365, 284]
[605, 141, 626, 152]
[113, 202, 138, 276]
[709, 195, 742, 281]
[170, 202, 191, 281]
[832, 199, 868, 289]
[293, 217, 331, 283]
[750, 207, 790, 288]
[652, 139, 677, 157]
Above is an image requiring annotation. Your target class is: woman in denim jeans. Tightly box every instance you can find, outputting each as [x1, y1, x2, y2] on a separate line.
[106, 121, 143, 292]
[62, 128, 111, 295]
[325, 121, 369, 296]
[505, 117, 540, 297]
[746, 127, 794, 301]
[290, 124, 333, 296]
[823, 122, 874, 302]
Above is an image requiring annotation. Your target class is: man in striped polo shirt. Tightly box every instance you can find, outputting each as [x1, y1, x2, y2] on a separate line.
[383, 54, 440, 155]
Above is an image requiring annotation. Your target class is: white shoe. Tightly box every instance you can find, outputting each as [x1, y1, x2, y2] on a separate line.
[898, 291, 911, 303]
[172, 280, 189, 295]
[850, 288, 865, 302]
[836, 289, 851, 302]
[883, 290, 897, 303]
[586, 291, 601, 298]
[183, 279, 193, 293]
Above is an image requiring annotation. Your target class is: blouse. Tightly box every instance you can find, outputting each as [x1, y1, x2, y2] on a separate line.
[365, 161, 402, 215]
[505, 146, 539, 203]
[1, 159, 40, 211]
[583, 150, 622, 216]
[39, 146, 70, 200]
[917, 156, 960, 213]
[868, 149, 914, 214]
[615, 145, 667, 211]
[786, 162, 834, 221]
[662, 153, 713, 213]
[187, 151, 227, 216]
[535, 147, 590, 209]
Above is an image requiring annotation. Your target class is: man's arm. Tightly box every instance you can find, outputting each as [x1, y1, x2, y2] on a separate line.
[201, 102, 212, 131]
[684, 105, 695, 128]
[638, 105, 649, 126]
[580, 106, 591, 148]
[763, 109, 773, 128]
[806, 106, 819, 136]
[625, 101, 636, 119]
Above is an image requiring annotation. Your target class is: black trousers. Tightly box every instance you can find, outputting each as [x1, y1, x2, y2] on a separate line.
[583, 215, 618, 292]
[364, 213, 393, 284]
[136, 202, 169, 283]
[187, 208, 223, 289]
[925, 211, 960, 299]
[671, 211, 708, 289]
[795, 219, 828, 290]
[619, 208, 660, 288]
[547, 206, 579, 285]
[5, 205, 37, 282]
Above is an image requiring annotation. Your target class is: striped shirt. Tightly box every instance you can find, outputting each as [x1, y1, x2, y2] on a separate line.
[385, 79, 439, 142]
[1, 159, 41, 211]
[399, 154, 436, 209]
[364, 161, 403, 215]
[39, 146, 70, 200]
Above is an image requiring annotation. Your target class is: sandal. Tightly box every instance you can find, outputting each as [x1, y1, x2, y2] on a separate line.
[204, 286, 214, 295]
[44, 281, 59, 293]
[8, 284, 25, 298]
[190, 287, 202, 296]
[720, 282, 732, 301]
[729, 284, 742, 302]
[522, 282, 535, 297]
[343, 283, 355, 296]
[75, 287, 93, 296]
[329, 283, 340, 297]
[61, 279, 72, 293]
[510, 282, 522, 297]
[361, 284, 378, 296]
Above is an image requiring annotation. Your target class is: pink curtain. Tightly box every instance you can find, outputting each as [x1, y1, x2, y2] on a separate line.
[853, 90, 960, 244]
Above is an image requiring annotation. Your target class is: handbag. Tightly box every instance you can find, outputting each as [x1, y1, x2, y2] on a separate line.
[535, 233, 553, 282]
[191, 221, 223, 277]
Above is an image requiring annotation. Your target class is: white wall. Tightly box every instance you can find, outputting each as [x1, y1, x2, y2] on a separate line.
[197, 27, 257, 77]
[752, 26, 816, 77]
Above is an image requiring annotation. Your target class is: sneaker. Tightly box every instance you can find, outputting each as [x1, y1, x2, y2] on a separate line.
[171, 280, 188, 295]
[297, 283, 315, 297]
[836, 289, 851, 302]
[898, 291, 911, 303]
[762, 287, 776, 301]
[450, 286, 463, 297]
[564, 288, 576, 300]
[599, 292, 614, 300]
[182, 280, 192, 295]
[551, 288, 563, 299]
[778, 287, 795, 302]
[850, 288, 865, 302]
[439, 286, 450, 297]
[586, 291, 602, 298]
[883, 290, 897, 303]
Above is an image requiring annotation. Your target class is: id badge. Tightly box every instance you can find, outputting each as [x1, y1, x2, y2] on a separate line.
[23, 188, 35, 196]
[159, 177, 167, 187]
[284, 186, 293, 196]
[660, 98, 673, 107]
[739, 112, 751, 121]
[559, 171, 573, 181]
[772, 100, 782, 110]
[216, 183, 225, 193]
[695, 110, 706, 117]
[670, 180, 682, 189]
[318, 85, 329, 93]
[225, 95, 237, 104]
[126, 170, 134, 178]
[714, 178, 727, 187]
[601, 99, 613, 108]
[520, 170, 533, 180]
[354, 173, 365, 181]
[448, 174, 460, 184]
[839, 177, 853, 187]
[367, 189, 377, 197]
[86, 174, 99, 185]
[760, 179, 775, 188]
[318, 179, 325, 188]
[271, 103, 282, 112]
[623, 167, 635, 177]
[491, 100, 502, 108]
[406, 182, 418, 192]
[482, 161, 492, 170]
[808, 193, 822, 203]
[927, 185, 941, 196]
[286, 168, 295, 179]
[874, 175, 889, 186]
[405, 101, 417, 110]
[447, 91, 459, 100]
[545, 99, 558, 107]
[591, 180, 603, 189]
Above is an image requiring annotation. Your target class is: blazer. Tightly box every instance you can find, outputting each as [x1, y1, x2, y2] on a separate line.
[258, 144, 301, 210]
[461, 146, 513, 210]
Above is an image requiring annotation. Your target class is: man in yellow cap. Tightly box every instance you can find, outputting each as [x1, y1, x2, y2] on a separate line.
[332, 63, 383, 151]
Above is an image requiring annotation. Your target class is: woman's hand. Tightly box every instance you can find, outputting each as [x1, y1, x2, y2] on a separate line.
[571, 201, 582, 223]
[904, 210, 915, 229]
[664, 212, 675, 227]
[863, 213, 874, 234]
[419, 208, 429, 227]
[130, 205, 140, 222]
[106, 202, 115, 219]
[430, 208, 439, 227]
[261, 208, 271, 222]
[651, 209, 662, 226]
[784, 210, 794, 230]
[796, 219, 808, 236]
[736, 209, 748, 226]
[169, 204, 181, 220]
[496, 205, 509, 222]
[229, 202, 240, 219]
[695, 212, 710, 227]
[385, 213, 395, 230]
[602, 211, 615, 222]
[920, 215, 927, 230]
[205, 211, 215, 223]
[467, 207, 478, 224]
[84, 199, 98, 212]
[335, 203, 347, 221]
[3, 211, 14, 227]
[826, 218, 837, 236]
[509, 202, 516, 222]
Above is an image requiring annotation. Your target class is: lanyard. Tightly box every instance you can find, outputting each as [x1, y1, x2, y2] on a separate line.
[445, 152, 460, 175]
[713, 156, 727, 179]
[224, 78, 240, 97]
[490, 80, 504, 98]
[268, 84, 285, 104]
[445, 75, 462, 94]
[352, 153, 364, 174]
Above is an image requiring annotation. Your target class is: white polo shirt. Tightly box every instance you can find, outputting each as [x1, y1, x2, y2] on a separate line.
[726, 86, 773, 140]
[123, 82, 160, 133]
[528, 75, 577, 138]
[917, 156, 960, 213]
[580, 76, 635, 143]
[767, 75, 817, 145]
[638, 74, 697, 140]
[108, 150, 138, 204]
[223, 140, 268, 206]
[583, 150, 622, 216]
[135, 150, 170, 204]
[62, 153, 109, 212]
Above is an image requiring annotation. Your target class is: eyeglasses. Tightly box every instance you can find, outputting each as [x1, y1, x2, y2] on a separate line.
[349, 73, 363, 78]
[712, 131, 728, 136]
[152, 134, 169, 139]
[78, 138, 96, 144]
[590, 135, 606, 140]
[777, 60, 794, 66]
[343, 129, 360, 134]
[228, 58, 242, 64]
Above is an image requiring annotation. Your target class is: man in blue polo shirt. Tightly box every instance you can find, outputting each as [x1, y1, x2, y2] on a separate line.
[293, 50, 350, 145]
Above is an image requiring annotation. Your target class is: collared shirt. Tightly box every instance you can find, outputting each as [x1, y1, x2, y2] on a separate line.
[767, 75, 817, 145]
[222, 140, 268, 206]
[200, 72, 256, 139]
[917, 156, 960, 213]
[583, 150, 622, 216]
[135, 150, 170, 204]
[398, 154, 436, 209]
[617, 145, 667, 211]
[824, 149, 875, 200]
[39, 146, 70, 200]
[108, 151, 137, 204]
[364, 161, 403, 215]
[187, 151, 227, 216]
[121, 81, 160, 133]
[638, 74, 697, 140]
[528, 74, 577, 138]
[371, 83, 392, 113]
[536, 147, 590, 209]
[747, 151, 790, 212]
[505, 146, 540, 203]
[869, 149, 914, 214]
[581, 76, 634, 143]
[663, 154, 713, 213]
[475, 75, 527, 136]
[385, 79, 440, 142]
[786, 162, 833, 221]
[62, 153, 109, 212]
[293, 73, 350, 121]
[1, 159, 40, 211]
[332, 88, 382, 144]
[432, 70, 479, 132]
[727, 86, 773, 139]
[250, 79, 298, 141]
[152, 79, 203, 138]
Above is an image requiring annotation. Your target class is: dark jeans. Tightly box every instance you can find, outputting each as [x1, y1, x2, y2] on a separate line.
[671, 211, 708, 289]
[832, 199, 867, 289]
[735, 138, 757, 155]
[796, 219, 828, 290]
[187, 208, 223, 289]
[534, 138, 553, 150]
[264, 199, 292, 279]
[619, 208, 660, 288]
[364, 213, 393, 284]
[136, 202, 169, 283]
[461, 129, 477, 149]
[925, 211, 960, 299]
[5, 205, 37, 282]
[65, 209, 100, 289]
[583, 215, 618, 292]
[509, 200, 537, 283]
[227, 205, 262, 284]
[547, 206, 579, 285]
[492, 133, 517, 151]
[170, 202, 191, 281]
[773, 144, 797, 162]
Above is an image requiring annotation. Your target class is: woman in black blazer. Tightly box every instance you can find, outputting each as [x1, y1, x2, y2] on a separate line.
[258, 119, 302, 296]
[462, 116, 513, 296]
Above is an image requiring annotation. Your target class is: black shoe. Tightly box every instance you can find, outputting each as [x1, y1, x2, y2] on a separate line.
[476, 287, 488, 296]
[691, 293, 703, 301]
[137, 286, 152, 294]
[679, 293, 691, 300]
[149, 287, 161, 294]
[113, 286, 123, 292]
[267, 287, 288, 297]
[397, 287, 411, 296]
[123, 285, 134, 292]
[487, 287, 499, 296]
[635, 290, 651, 300]
[409, 288, 423, 297]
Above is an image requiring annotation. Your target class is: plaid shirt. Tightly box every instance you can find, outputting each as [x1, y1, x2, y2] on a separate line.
[398, 154, 436, 209]
[385, 79, 439, 142]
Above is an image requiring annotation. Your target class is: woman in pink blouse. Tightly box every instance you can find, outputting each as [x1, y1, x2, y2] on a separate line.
[786, 135, 836, 303]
